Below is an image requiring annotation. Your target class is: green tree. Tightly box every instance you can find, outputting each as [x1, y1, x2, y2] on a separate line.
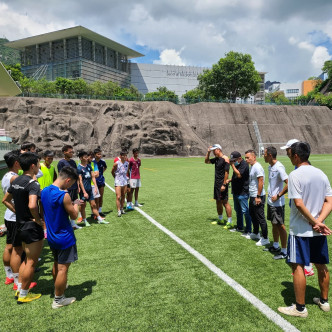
[4, 63, 24, 82]
[145, 86, 178, 103]
[322, 60, 332, 79]
[198, 51, 261, 102]
[55, 77, 73, 94]
[182, 88, 206, 103]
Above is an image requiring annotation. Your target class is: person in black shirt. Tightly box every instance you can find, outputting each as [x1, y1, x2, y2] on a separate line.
[226, 151, 252, 235]
[2, 152, 43, 304]
[205, 144, 233, 227]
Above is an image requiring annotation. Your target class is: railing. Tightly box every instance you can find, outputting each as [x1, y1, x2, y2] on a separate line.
[0, 142, 19, 151]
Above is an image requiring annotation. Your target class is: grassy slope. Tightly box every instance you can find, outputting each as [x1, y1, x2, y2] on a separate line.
[0, 156, 331, 331]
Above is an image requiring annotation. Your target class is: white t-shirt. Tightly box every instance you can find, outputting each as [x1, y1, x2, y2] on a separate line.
[1, 171, 17, 221]
[267, 161, 288, 207]
[288, 165, 332, 237]
[249, 162, 265, 197]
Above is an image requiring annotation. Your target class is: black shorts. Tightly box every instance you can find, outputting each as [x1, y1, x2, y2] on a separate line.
[4, 219, 16, 245]
[267, 205, 285, 225]
[11, 221, 23, 247]
[214, 184, 229, 201]
[68, 189, 78, 202]
[79, 188, 94, 201]
[52, 244, 78, 264]
[97, 183, 105, 189]
[18, 221, 44, 244]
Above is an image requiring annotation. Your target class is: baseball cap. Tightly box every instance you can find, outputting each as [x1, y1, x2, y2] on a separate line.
[230, 151, 241, 161]
[280, 139, 299, 150]
[210, 144, 222, 151]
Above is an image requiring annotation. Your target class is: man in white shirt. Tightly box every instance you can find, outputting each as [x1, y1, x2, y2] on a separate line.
[264, 147, 288, 259]
[278, 142, 332, 318]
[244, 150, 269, 246]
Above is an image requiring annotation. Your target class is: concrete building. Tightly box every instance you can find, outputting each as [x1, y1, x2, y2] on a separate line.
[5, 26, 143, 87]
[302, 80, 320, 96]
[268, 82, 302, 100]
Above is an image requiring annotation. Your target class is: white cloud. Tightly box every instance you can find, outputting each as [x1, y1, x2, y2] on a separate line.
[298, 41, 315, 52]
[154, 49, 186, 66]
[311, 46, 331, 69]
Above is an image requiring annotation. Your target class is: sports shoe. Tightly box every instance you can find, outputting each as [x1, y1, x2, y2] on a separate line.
[13, 281, 37, 290]
[126, 205, 134, 211]
[121, 209, 126, 214]
[278, 304, 308, 318]
[77, 217, 83, 223]
[229, 228, 244, 233]
[273, 253, 287, 260]
[14, 290, 20, 300]
[223, 223, 234, 230]
[256, 238, 270, 246]
[98, 220, 109, 224]
[5, 277, 14, 285]
[17, 293, 42, 304]
[72, 224, 82, 230]
[242, 232, 252, 239]
[268, 246, 281, 253]
[84, 220, 91, 227]
[117, 211, 122, 217]
[250, 233, 261, 240]
[313, 297, 330, 312]
[52, 296, 76, 309]
[134, 203, 143, 207]
[305, 268, 315, 276]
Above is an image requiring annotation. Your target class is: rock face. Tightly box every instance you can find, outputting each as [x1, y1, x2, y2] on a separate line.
[0, 97, 331, 157]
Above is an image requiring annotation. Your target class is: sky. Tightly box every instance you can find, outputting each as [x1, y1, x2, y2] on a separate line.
[1, 0, 332, 83]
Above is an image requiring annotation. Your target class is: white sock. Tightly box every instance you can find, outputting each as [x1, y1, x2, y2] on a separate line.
[273, 242, 280, 249]
[4, 266, 13, 278]
[97, 216, 103, 222]
[98, 207, 102, 213]
[218, 215, 223, 220]
[227, 217, 232, 223]
[13, 273, 19, 285]
[135, 200, 138, 205]
[281, 248, 287, 254]
[17, 282, 22, 291]
[70, 219, 76, 227]
[19, 289, 28, 297]
[83, 219, 87, 222]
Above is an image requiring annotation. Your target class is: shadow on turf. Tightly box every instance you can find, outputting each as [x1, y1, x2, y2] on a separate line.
[280, 281, 321, 305]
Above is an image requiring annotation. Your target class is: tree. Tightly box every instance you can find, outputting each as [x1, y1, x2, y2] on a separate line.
[182, 88, 206, 103]
[198, 51, 261, 101]
[4, 63, 24, 82]
[145, 86, 178, 103]
[322, 60, 332, 79]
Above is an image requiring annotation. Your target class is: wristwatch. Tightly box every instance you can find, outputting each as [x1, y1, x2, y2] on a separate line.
[277, 193, 281, 199]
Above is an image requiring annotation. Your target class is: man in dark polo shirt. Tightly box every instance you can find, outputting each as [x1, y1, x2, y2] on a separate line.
[227, 151, 252, 235]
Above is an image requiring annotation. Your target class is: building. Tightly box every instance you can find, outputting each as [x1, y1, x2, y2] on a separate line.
[267, 82, 302, 100]
[302, 80, 320, 96]
[5, 26, 143, 87]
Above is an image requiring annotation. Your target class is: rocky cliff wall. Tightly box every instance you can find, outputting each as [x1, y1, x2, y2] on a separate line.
[0, 97, 331, 157]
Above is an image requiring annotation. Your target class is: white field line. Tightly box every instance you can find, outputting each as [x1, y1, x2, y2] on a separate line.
[105, 182, 300, 332]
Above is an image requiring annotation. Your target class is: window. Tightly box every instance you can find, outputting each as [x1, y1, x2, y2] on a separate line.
[286, 89, 299, 94]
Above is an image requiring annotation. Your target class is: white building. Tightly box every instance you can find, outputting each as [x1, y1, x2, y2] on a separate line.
[267, 82, 302, 100]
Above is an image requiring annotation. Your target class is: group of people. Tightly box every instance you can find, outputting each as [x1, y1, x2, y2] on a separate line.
[1, 142, 142, 308]
[206, 139, 332, 318]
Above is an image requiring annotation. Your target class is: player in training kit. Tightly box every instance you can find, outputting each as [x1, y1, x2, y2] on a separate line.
[94, 148, 107, 216]
[77, 151, 109, 226]
[87, 151, 101, 218]
[112, 151, 129, 217]
[41, 166, 80, 309]
[2, 152, 44, 304]
[127, 148, 142, 208]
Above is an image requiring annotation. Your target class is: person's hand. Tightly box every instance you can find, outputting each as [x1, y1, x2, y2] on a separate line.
[73, 199, 83, 206]
[208, 146, 212, 152]
[255, 197, 262, 205]
[84, 192, 89, 199]
[94, 187, 98, 195]
[225, 179, 231, 184]
[271, 194, 278, 203]
[220, 184, 226, 192]
[313, 222, 332, 235]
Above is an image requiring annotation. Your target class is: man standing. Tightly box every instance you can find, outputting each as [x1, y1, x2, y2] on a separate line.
[205, 144, 232, 227]
[264, 147, 288, 259]
[41, 166, 79, 309]
[93, 148, 107, 216]
[57, 145, 81, 230]
[244, 150, 269, 246]
[278, 142, 332, 317]
[227, 151, 251, 235]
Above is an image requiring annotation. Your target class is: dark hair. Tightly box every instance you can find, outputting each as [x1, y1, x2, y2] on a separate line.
[290, 142, 310, 162]
[120, 151, 128, 156]
[62, 145, 73, 153]
[266, 146, 277, 158]
[245, 149, 256, 156]
[43, 150, 55, 157]
[87, 151, 94, 157]
[133, 148, 139, 153]
[4, 151, 20, 168]
[19, 152, 39, 171]
[59, 166, 78, 181]
[78, 150, 87, 158]
[20, 141, 36, 151]
[94, 148, 101, 154]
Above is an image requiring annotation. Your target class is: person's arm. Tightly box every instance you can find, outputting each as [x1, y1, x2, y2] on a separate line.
[313, 196, 332, 228]
[255, 176, 264, 205]
[111, 163, 117, 178]
[78, 175, 88, 199]
[29, 195, 42, 225]
[91, 170, 98, 195]
[53, 170, 57, 182]
[2, 192, 15, 213]
[63, 193, 79, 220]
[271, 179, 288, 203]
[230, 162, 241, 178]
[205, 147, 212, 164]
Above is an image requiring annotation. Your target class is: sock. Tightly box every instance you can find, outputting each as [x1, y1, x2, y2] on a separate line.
[70, 219, 76, 227]
[13, 273, 19, 285]
[4, 266, 13, 278]
[54, 294, 64, 303]
[17, 282, 22, 291]
[97, 216, 103, 222]
[218, 215, 223, 220]
[273, 242, 280, 249]
[281, 248, 287, 254]
[320, 297, 328, 304]
[19, 289, 28, 298]
[305, 265, 312, 271]
[227, 217, 232, 223]
[78, 212, 82, 218]
[83, 219, 87, 222]
[98, 207, 102, 213]
[295, 302, 305, 312]
[135, 200, 138, 205]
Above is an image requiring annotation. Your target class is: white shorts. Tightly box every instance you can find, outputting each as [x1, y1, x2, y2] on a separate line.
[91, 185, 101, 198]
[129, 179, 141, 188]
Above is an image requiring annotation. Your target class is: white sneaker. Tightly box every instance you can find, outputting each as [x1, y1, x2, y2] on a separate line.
[313, 297, 330, 312]
[241, 232, 251, 239]
[72, 224, 82, 230]
[134, 203, 143, 207]
[52, 296, 76, 309]
[256, 238, 270, 246]
[278, 304, 308, 318]
[250, 233, 261, 240]
[117, 211, 121, 217]
[121, 209, 126, 214]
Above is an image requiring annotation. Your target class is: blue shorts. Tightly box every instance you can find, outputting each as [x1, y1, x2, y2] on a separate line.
[79, 188, 94, 202]
[287, 235, 329, 265]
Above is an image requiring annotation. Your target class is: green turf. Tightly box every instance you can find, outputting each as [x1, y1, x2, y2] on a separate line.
[1, 155, 332, 331]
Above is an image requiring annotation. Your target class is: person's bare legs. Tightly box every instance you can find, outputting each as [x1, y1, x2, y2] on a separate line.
[292, 263, 306, 305]
[53, 262, 70, 296]
[3, 243, 12, 272]
[223, 200, 232, 218]
[121, 186, 127, 210]
[314, 263, 330, 300]
[98, 186, 105, 211]
[81, 201, 87, 220]
[278, 224, 288, 249]
[134, 187, 139, 202]
[216, 200, 223, 216]
[115, 186, 122, 211]
[272, 224, 280, 243]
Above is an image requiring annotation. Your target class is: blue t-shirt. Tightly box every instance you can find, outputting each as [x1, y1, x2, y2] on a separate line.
[41, 185, 76, 250]
[77, 164, 93, 191]
[94, 159, 107, 186]
[57, 159, 78, 191]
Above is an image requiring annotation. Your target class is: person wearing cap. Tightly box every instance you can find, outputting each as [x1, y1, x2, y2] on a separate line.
[226, 151, 252, 235]
[263, 146, 288, 259]
[244, 149, 270, 246]
[280, 139, 299, 157]
[205, 144, 232, 227]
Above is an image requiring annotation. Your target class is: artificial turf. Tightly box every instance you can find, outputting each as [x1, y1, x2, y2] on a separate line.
[0, 155, 331, 331]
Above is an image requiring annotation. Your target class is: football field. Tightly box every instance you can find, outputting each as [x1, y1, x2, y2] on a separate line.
[1, 155, 332, 331]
